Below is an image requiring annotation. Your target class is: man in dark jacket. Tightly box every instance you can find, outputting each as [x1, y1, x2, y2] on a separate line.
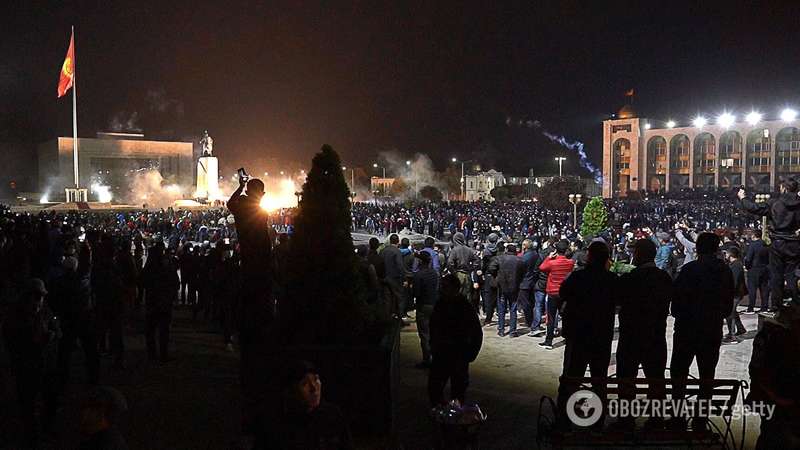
[670, 233, 734, 430]
[744, 233, 771, 313]
[493, 243, 523, 336]
[447, 232, 478, 299]
[517, 239, 541, 333]
[479, 233, 501, 326]
[141, 243, 179, 362]
[413, 252, 439, 368]
[228, 175, 273, 432]
[53, 255, 99, 386]
[739, 178, 800, 308]
[724, 246, 747, 343]
[381, 234, 410, 319]
[616, 239, 672, 429]
[555, 241, 616, 429]
[428, 274, 483, 406]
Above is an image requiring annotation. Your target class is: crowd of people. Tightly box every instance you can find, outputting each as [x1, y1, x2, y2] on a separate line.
[1, 180, 798, 448]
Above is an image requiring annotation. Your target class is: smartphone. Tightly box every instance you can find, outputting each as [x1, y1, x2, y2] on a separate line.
[237, 168, 249, 182]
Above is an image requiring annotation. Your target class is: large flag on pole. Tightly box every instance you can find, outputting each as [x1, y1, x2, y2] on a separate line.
[57, 30, 75, 98]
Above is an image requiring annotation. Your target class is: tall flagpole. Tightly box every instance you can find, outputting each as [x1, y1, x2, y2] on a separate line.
[71, 25, 79, 189]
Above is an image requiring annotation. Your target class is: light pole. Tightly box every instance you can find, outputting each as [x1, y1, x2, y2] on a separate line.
[555, 157, 566, 178]
[406, 160, 418, 199]
[451, 157, 473, 201]
[568, 193, 583, 230]
[342, 166, 355, 195]
[755, 193, 771, 244]
[373, 163, 387, 196]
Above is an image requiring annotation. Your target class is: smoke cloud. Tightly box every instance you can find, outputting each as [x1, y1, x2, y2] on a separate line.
[506, 115, 602, 184]
[542, 132, 602, 184]
[377, 151, 447, 200]
[109, 111, 142, 132]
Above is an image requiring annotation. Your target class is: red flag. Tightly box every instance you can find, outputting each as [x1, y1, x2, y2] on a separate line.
[57, 31, 75, 98]
[624, 88, 635, 97]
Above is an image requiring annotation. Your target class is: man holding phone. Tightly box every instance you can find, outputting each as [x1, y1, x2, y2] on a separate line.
[227, 168, 273, 432]
[738, 179, 800, 309]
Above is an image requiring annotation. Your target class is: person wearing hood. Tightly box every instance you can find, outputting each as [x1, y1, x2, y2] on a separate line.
[479, 233, 501, 326]
[447, 232, 479, 300]
[739, 178, 800, 308]
[428, 274, 483, 406]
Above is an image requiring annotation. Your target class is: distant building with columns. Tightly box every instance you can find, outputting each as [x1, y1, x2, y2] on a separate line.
[602, 104, 800, 197]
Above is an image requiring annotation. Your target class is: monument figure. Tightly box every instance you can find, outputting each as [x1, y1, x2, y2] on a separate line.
[200, 130, 214, 157]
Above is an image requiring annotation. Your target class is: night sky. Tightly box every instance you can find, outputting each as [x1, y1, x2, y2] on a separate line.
[3, 1, 800, 178]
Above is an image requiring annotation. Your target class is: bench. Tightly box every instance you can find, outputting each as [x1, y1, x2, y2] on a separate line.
[537, 375, 748, 449]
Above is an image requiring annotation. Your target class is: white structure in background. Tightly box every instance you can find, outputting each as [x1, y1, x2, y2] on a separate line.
[464, 170, 505, 201]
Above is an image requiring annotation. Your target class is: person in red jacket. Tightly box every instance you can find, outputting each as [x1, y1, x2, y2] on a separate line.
[537, 239, 575, 349]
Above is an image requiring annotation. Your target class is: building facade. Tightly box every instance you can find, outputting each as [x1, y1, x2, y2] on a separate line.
[38, 133, 193, 201]
[464, 170, 505, 201]
[602, 105, 800, 197]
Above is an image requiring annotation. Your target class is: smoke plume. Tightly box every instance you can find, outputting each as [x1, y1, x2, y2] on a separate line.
[506, 115, 602, 184]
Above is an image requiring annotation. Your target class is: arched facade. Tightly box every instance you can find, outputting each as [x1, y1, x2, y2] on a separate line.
[718, 131, 742, 188]
[746, 128, 771, 190]
[645, 136, 667, 192]
[693, 133, 716, 189]
[669, 135, 690, 190]
[612, 138, 631, 196]
[776, 127, 800, 184]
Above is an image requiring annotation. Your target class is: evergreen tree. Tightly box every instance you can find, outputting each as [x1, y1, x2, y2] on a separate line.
[580, 196, 609, 237]
[287, 145, 372, 344]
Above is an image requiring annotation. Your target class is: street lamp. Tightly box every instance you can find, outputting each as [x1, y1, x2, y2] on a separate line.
[372, 163, 386, 179]
[342, 166, 355, 196]
[555, 157, 566, 178]
[406, 160, 419, 199]
[568, 193, 583, 230]
[451, 157, 474, 201]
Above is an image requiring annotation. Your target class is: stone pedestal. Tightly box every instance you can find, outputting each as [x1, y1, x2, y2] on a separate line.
[195, 156, 219, 199]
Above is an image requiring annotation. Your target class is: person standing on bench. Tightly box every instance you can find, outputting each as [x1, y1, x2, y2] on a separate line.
[669, 233, 734, 431]
[615, 238, 673, 430]
[555, 241, 617, 430]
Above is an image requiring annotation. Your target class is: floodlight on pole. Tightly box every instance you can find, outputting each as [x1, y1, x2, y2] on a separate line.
[693, 116, 707, 128]
[666, 120, 676, 128]
[746, 111, 762, 126]
[555, 157, 566, 177]
[717, 112, 735, 129]
[781, 108, 798, 123]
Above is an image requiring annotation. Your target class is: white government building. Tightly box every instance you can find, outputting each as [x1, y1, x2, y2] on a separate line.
[602, 104, 800, 197]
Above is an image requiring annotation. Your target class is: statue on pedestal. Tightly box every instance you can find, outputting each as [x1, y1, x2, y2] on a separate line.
[200, 130, 214, 157]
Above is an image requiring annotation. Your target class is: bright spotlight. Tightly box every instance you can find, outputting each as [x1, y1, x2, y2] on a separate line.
[451, 157, 457, 163]
[781, 108, 798, 122]
[644, 123, 651, 130]
[405, 160, 411, 166]
[717, 112, 735, 129]
[693, 116, 707, 128]
[666, 120, 676, 128]
[746, 111, 762, 126]
[373, 163, 379, 168]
